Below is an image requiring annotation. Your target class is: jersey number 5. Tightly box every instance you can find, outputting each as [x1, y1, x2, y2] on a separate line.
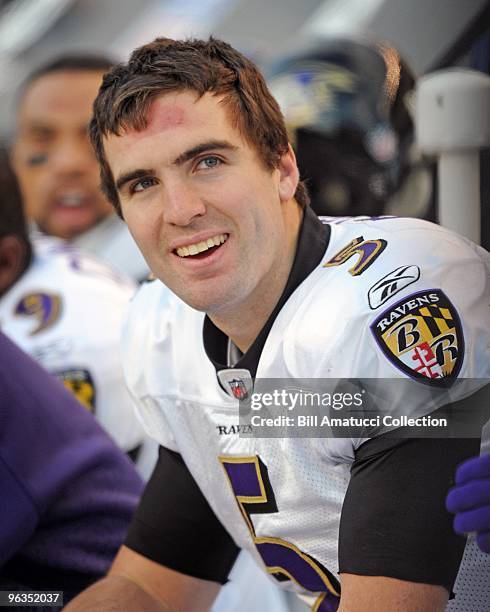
[220, 455, 340, 611]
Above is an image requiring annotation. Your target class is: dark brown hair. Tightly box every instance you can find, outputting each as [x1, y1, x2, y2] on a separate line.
[89, 37, 309, 216]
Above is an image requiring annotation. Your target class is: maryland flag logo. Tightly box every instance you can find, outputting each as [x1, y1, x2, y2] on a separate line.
[371, 289, 464, 383]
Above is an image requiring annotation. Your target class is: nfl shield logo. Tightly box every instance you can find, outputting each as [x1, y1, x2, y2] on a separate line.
[217, 368, 253, 400]
[228, 378, 248, 400]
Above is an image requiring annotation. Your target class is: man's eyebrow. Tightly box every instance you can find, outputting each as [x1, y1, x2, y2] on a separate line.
[23, 122, 55, 133]
[173, 140, 237, 166]
[115, 168, 154, 192]
[115, 141, 237, 192]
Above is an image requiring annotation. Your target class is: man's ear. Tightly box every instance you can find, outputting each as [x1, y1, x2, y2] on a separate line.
[0, 235, 27, 297]
[278, 144, 300, 202]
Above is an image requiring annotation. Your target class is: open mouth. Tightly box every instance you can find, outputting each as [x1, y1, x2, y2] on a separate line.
[53, 190, 92, 210]
[175, 233, 228, 259]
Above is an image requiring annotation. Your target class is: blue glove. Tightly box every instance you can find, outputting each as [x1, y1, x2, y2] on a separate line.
[446, 453, 490, 554]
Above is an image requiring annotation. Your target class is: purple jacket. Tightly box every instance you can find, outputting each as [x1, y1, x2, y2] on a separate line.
[0, 332, 144, 602]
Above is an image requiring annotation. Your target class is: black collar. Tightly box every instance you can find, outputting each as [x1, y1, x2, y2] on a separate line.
[203, 207, 330, 379]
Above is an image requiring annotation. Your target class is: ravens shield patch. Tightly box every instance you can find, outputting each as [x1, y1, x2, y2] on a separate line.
[371, 289, 464, 383]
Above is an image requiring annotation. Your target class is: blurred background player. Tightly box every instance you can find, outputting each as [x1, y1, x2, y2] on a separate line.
[267, 36, 435, 221]
[0, 148, 146, 464]
[10, 54, 149, 283]
[0, 330, 144, 605]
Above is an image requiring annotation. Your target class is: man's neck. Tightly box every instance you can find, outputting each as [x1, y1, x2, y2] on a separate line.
[210, 203, 303, 353]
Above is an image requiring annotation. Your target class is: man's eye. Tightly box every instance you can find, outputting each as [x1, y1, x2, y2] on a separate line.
[196, 156, 222, 170]
[132, 177, 157, 193]
[26, 153, 49, 167]
[27, 129, 55, 144]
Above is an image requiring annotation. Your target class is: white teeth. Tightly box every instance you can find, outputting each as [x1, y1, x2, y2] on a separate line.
[58, 192, 86, 207]
[176, 234, 227, 257]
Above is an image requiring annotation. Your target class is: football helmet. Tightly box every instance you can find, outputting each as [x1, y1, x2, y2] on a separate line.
[268, 37, 428, 217]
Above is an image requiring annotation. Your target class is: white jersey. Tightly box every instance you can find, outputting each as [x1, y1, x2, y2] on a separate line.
[0, 236, 144, 452]
[123, 216, 490, 610]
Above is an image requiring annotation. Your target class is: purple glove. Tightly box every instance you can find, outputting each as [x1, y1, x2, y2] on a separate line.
[446, 453, 490, 554]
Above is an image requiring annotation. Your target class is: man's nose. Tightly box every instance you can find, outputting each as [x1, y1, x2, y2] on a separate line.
[49, 137, 95, 176]
[161, 179, 206, 226]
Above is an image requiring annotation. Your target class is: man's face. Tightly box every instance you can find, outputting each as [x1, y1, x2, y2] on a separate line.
[11, 70, 113, 240]
[104, 91, 299, 315]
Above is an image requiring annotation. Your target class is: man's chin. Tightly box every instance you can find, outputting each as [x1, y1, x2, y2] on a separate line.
[38, 222, 84, 241]
[40, 213, 109, 241]
[154, 269, 241, 313]
[167, 289, 221, 314]
[181, 292, 238, 316]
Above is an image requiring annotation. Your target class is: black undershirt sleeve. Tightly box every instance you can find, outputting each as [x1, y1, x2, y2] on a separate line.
[338, 435, 480, 593]
[125, 446, 239, 584]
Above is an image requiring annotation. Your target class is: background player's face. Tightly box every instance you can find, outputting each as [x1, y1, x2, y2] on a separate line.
[11, 70, 113, 240]
[104, 90, 299, 315]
